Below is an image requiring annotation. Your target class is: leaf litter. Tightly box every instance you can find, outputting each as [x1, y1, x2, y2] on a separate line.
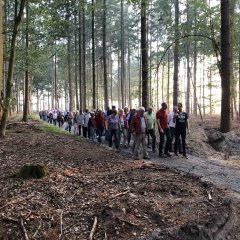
[0, 119, 239, 240]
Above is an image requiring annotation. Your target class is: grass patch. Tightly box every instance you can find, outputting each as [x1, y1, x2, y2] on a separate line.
[29, 113, 70, 136]
[39, 123, 70, 135]
[29, 114, 83, 142]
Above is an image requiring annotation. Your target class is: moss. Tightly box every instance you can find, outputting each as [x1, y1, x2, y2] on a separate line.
[12, 164, 49, 179]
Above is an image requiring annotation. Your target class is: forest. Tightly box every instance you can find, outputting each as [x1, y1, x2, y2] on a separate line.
[1, 0, 240, 239]
[0, 0, 238, 136]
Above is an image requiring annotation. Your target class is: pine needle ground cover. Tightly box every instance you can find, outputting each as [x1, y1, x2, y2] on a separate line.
[0, 119, 239, 239]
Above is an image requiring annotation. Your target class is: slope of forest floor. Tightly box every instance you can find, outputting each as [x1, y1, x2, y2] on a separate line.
[0, 117, 240, 240]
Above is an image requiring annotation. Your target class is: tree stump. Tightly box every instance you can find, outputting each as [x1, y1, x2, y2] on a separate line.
[12, 164, 49, 179]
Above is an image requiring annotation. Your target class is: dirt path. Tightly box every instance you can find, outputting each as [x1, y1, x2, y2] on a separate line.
[149, 153, 240, 193]
[106, 140, 240, 194]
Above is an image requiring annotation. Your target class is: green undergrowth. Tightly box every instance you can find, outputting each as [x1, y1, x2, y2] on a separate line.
[29, 114, 83, 142]
[30, 114, 69, 136]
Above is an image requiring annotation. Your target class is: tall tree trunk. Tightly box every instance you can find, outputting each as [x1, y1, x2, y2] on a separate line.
[148, 17, 152, 107]
[120, 0, 125, 108]
[239, 46, 240, 119]
[167, 50, 170, 108]
[37, 88, 39, 112]
[138, 39, 141, 106]
[51, 56, 55, 109]
[0, 0, 25, 137]
[118, 50, 121, 107]
[82, 0, 87, 110]
[0, 0, 3, 118]
[67, 34, 73, 111]
[220, 0, 231, 132]
[103, 0, 108, 109]
[29, 83, 32, 113]
[193, 5, 197, 115]
[229, 0, 238, 119]
[161, 64, 164, 102]
[109, 46, 113, 105]
[128, 36, 131, 107]
[74, 13, 79, 110]
[67, 2, 74, 111]
[92, 0, 96, 109]
[156, 34, 159, 108]
[96, 62, 99, 108]
[78, 8, 82, 110]
[2, 0, 9, 101]
[54, 54, 58, 109]
[186, 0, 190, 113]
[202, 56, 206, 116]
[141, 0, 148, 108]
[173, 0, 179, 106]
[209, 65, 212, 115]
[22, 0, 29, 122]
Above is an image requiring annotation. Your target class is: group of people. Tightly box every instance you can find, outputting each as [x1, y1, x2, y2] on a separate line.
[39, 102, 189, 160]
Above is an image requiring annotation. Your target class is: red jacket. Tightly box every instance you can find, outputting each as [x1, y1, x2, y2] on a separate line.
[156, 109, 169, 129]
[130, 114, 147, 135]
[95, 113, 105, 128]
[88, 117, 95, 127]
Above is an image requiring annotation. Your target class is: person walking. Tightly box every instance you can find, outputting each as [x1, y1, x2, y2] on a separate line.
[88, 112, 96, 142]
[106, 110, 119, 150]
[76, 110, 83, 136]
[118, 109, 128, 148]
[67, 112, 73, 133]
[168, 106, 182, 152]
[82, 109, 90, 138]
[156, 102, 172, 157]
[95, 110, 105, 143]
[131, 107, 150, 160]
[126, 108, 136, 147]
[174, 103, 189, 158]
[57, 111, 64, 128]
[144, 107, 156, 153]
[53, 111, 58, 126]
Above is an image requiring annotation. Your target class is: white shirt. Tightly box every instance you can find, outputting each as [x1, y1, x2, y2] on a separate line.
[168, 112, 176, 128]
[82, 113, 90, 127]
[140, 117, 146, 133]
[53, 113, 58, 120]
[120, 116, 124, 127]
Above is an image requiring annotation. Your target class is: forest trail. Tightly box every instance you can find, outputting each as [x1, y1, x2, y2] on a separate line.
[150, 153, 240, 193]
[1, 118, 240, 239]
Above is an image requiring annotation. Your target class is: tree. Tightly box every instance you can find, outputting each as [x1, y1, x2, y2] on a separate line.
[0, 0, 26, 137]
[120, 0, 125, 108]
[92, 0, 96, 109]
[141, 0, 148, 108]
[103, 0, 108, 109]
[173, 0, 179, 106]
[0, 0, 3, 117]
[22, 0, 29, 122]
[185, 0, 190, 114]
[220, 0, 231, 132]
[82, 0, 87, 110]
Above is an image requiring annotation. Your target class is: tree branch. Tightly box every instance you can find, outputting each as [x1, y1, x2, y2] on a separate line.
[156, 34, 221, 74]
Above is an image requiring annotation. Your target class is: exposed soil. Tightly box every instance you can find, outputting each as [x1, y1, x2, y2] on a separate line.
[0, 118, 240, 239]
